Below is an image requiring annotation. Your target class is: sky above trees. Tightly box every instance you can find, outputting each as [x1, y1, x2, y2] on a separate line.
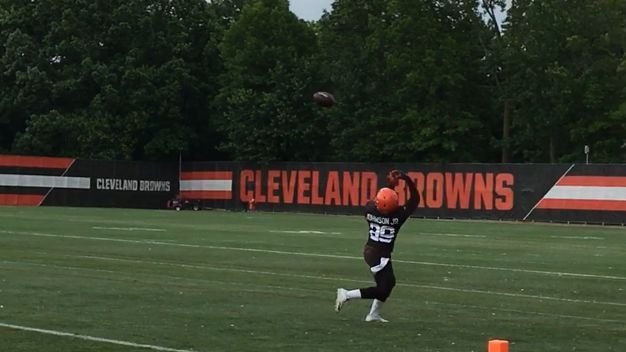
[289, 0, 510, 23]
[289, 0, 333, 21]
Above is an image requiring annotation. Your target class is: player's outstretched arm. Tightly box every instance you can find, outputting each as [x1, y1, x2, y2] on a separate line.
[399, 172, 419, 215]
[387, 169, 419, 217]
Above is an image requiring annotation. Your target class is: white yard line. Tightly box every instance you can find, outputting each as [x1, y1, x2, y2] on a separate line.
[418, 232, 487, 238]
[550, 235, 604, 240]
[92, 226, 166, 232]
[1, 229, 624, 282]
[0, 323, 196, 352]
[269, 230, 343, 235]
[402, 282, 626, 307]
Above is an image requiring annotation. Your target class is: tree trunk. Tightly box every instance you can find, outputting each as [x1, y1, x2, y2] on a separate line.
[549, 135, 556, 163]
[501, 100, 512, 163]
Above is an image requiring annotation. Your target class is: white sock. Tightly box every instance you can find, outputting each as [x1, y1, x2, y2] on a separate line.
[368, 299, 384, 316]
[346, 289, 361, 300]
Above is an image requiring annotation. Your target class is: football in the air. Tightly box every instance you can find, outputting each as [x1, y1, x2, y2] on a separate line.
[312, 91, 336, 107]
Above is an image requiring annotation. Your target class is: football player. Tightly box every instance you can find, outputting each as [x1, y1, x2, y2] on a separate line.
[335, 169, 419, 322]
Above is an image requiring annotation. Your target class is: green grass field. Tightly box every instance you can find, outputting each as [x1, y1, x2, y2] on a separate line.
[0, 206, 624, 352]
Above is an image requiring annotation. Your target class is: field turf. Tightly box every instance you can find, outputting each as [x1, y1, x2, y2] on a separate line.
[0, 206, 624, 352]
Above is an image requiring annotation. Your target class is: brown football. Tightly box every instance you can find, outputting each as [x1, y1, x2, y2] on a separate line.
[312, 91, 336, 107]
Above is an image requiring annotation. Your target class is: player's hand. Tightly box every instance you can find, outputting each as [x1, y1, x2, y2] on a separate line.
[387, 169, 403, 187]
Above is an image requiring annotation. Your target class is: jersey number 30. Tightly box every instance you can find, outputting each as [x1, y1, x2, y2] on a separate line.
[369, 224, 396, 243]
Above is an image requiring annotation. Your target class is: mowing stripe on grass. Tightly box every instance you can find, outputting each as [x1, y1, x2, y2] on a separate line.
[2, 229, 625, 281]
[6, 258, 624, 325]
[4, 257, 626, 312]
[7, 254, 626, 308]
[422, 301, 625, 324]
[0, 322, 196, 352]
[78, 255, 626, 307]
[76, 255, 626, 307]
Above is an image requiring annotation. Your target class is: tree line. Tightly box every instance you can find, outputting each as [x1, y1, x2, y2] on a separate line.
[0, 0, 624, 163]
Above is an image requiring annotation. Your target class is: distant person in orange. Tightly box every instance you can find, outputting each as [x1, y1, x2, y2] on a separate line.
[248, 198, 256, 211]
[334, 170, 419, 322]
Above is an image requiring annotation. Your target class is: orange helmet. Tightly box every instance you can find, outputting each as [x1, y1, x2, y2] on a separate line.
[375, 187, 399, 214]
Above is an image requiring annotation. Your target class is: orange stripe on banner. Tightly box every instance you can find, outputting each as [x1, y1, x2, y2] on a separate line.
[558, 176, 626, 187]
[0, 194, 44, 206]
[180, 190, 232, 200]
[180, 171, 233, 180]
[537, 199, 626, 211]
[0, 155, 74, 169]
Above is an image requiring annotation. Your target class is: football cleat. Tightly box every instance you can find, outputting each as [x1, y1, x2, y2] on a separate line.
[365, 313, 389, 323]
[335, 288, 348, 312]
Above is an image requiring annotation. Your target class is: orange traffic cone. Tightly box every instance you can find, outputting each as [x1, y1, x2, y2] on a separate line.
[488, 340, 509, 352]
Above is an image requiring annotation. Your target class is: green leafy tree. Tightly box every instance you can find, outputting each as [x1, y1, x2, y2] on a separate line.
[216, 0, 328, 161]
[212, 0, 251, 27]
[315, 0, 389, 161]
[0, 1, 48, 153]
[385, 0, 495, 162]
[1, 0, 224, 160]
[318, 0, 493, 162]
[505, 0, 626, 162]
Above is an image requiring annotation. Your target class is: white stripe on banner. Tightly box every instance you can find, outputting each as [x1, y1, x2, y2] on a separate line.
[179, 180, 232, 191]
[0, 174, 90, 189]
[544, 186, 626, 201]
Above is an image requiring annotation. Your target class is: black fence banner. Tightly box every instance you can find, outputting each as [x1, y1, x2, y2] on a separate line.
[44, 159, 179, 209]
[0, 155, 177, 209]
[2, 154, 624, 225]
[184, 162, 625, 224]
[179, 161, 236, 210]
[202, 162, 570, 220]
[524, 164, 626, 225]
[0, 155, 79, 206]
